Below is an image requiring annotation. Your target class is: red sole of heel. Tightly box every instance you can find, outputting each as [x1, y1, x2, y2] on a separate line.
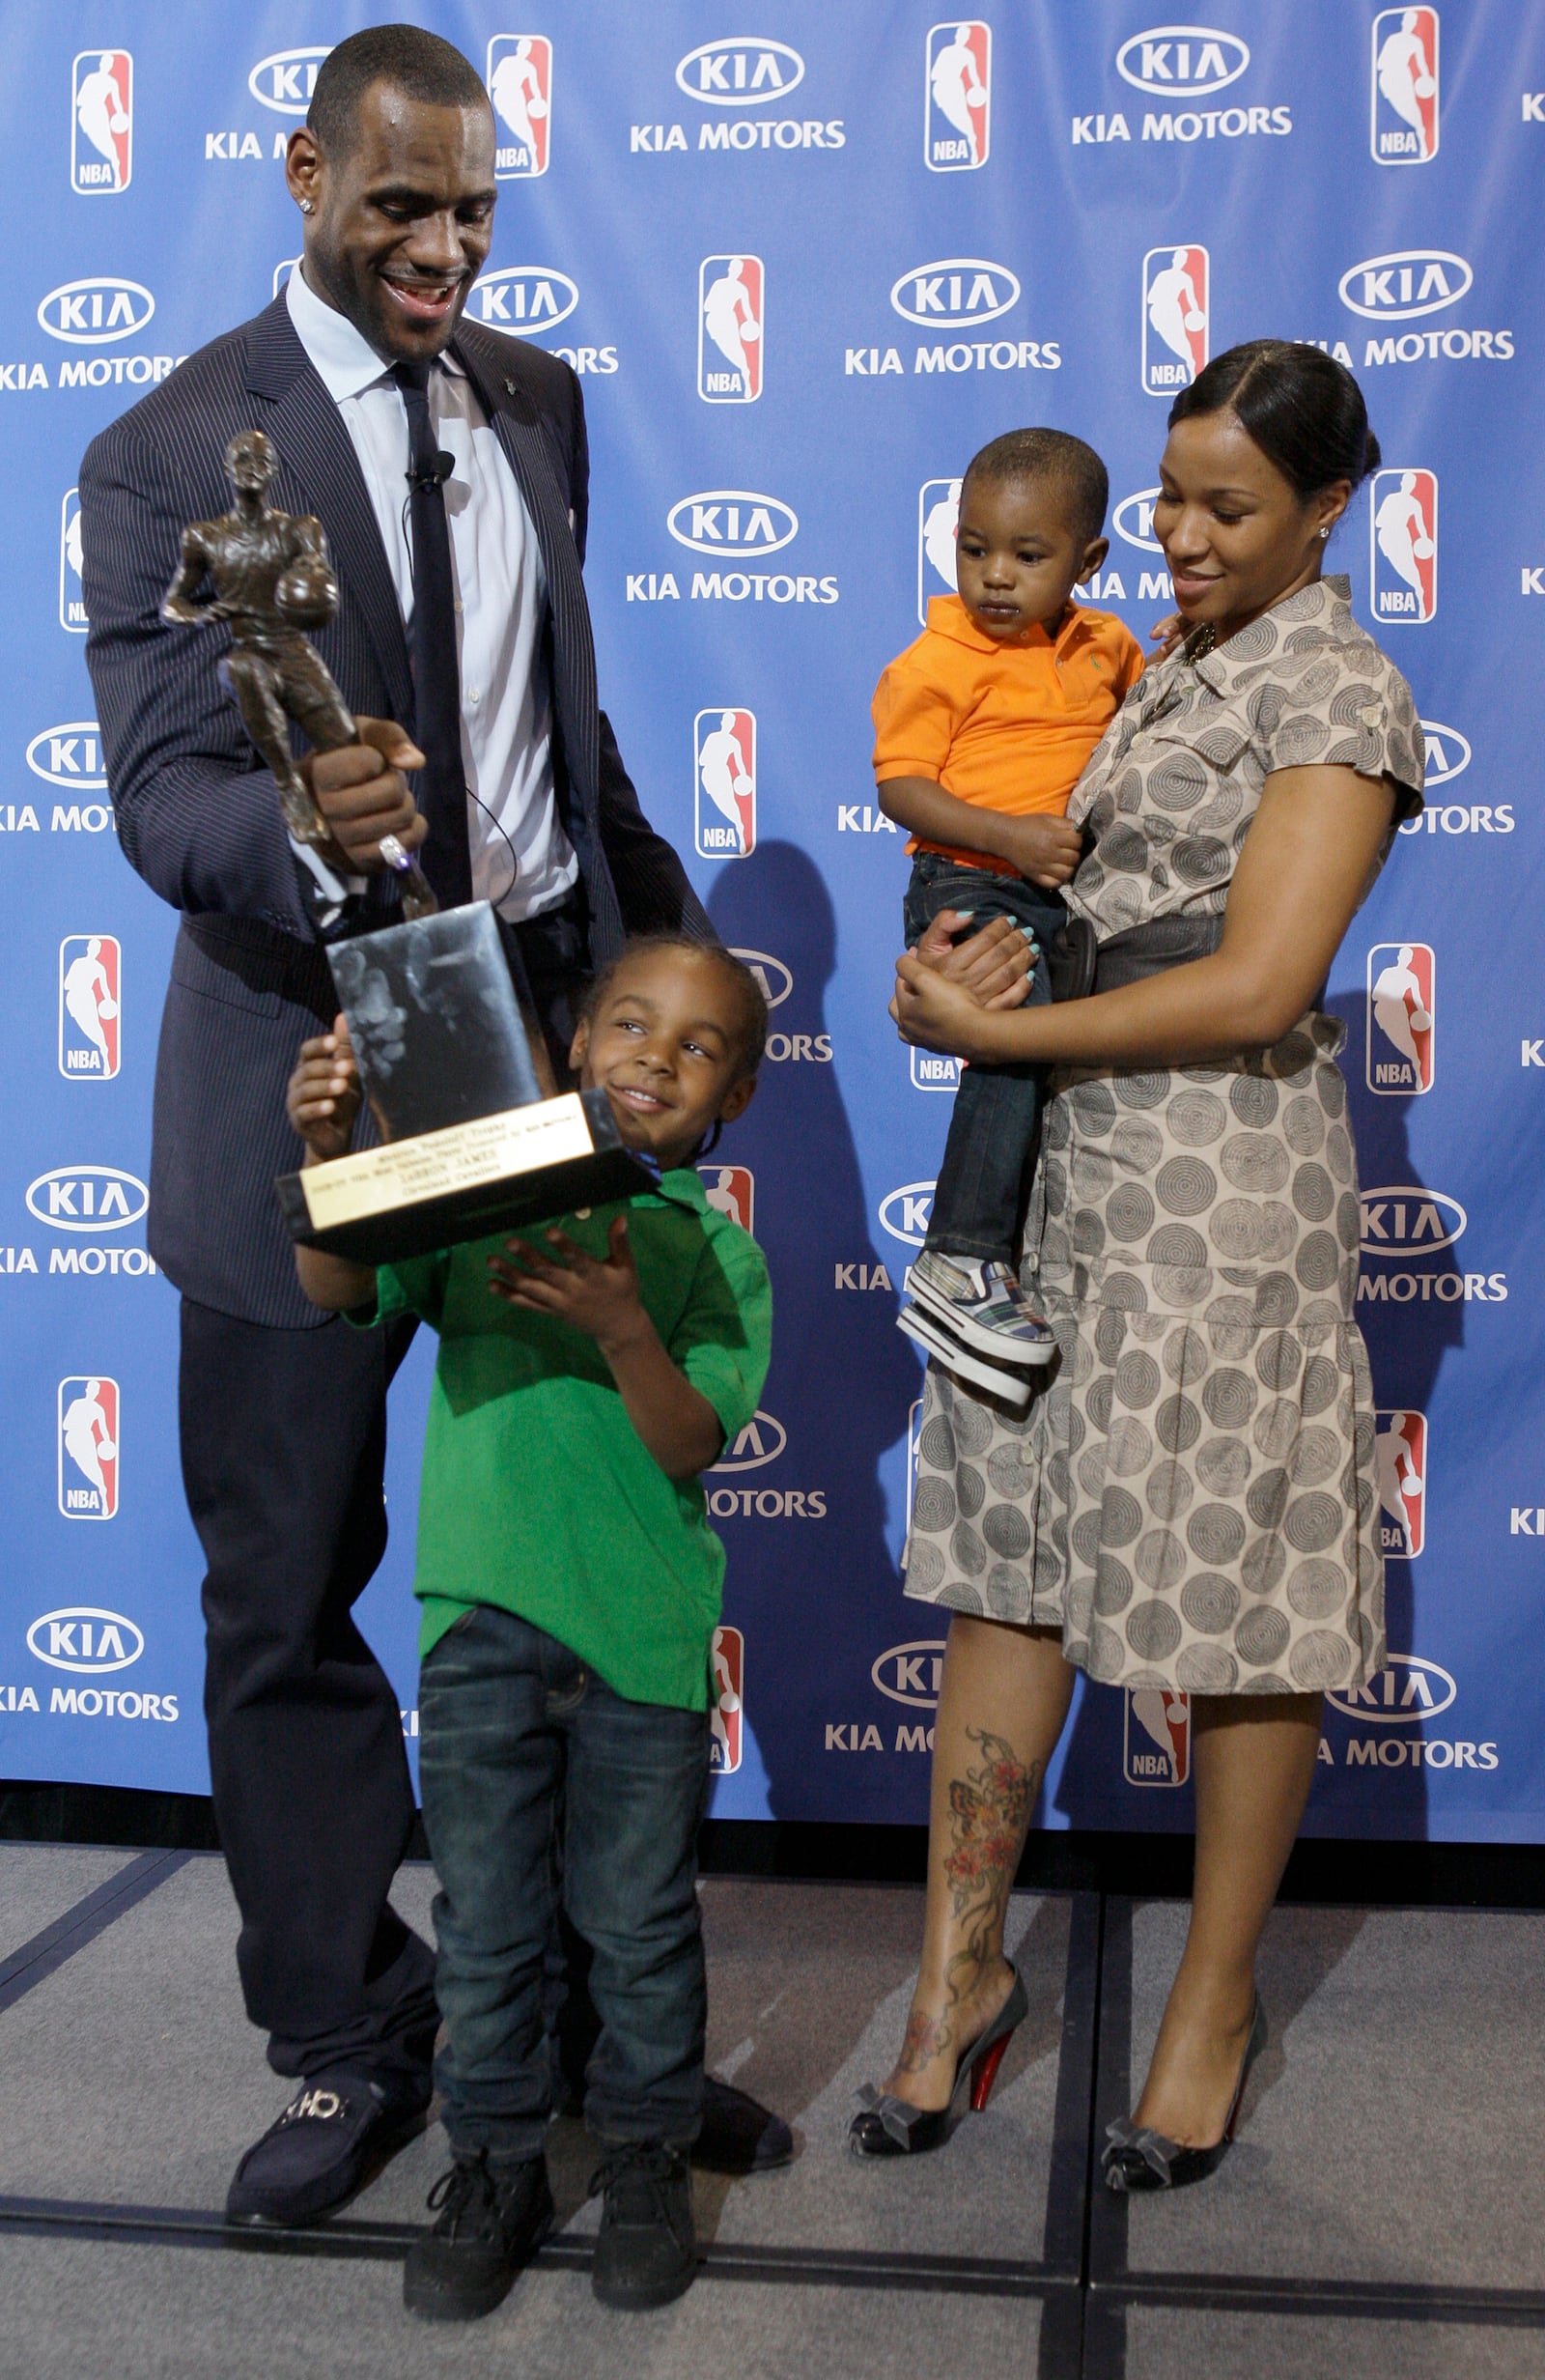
[969, 2031, 1012, 2113]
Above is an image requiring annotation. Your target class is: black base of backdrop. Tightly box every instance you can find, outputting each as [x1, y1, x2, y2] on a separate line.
[3, 1781, 1544, 1910]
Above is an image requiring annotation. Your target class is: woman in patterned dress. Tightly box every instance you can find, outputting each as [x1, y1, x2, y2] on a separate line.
[851, 345, 1423, 2189]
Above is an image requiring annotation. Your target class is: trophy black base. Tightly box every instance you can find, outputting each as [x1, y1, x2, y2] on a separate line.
[275, 1086, 657, 1266]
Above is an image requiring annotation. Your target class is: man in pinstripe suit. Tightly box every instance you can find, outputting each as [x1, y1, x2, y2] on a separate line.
[79, 27, 723, 2226]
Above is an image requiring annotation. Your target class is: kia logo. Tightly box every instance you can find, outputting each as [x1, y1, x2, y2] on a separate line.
[248, 46, 331, 115]
[1419, 721, 1470, 784]
[675, 38, 804, 105]
[1326, 1653, 1456, 1725]
[27, 1605, 143, 1674]
[25, 1165, 149, 1234]
[879, 1181, 936, 1246]
[470, 266, 578, 334]
[729, 949, 793, 1009]
[889, 259, 1021, 330]
[871, 1640, 946, 1708]
[38, 277, 154, 346]
[1360, 1186, 1466, 1258]
[1113, 488, 1164, 552]
[1115, 26, 1249, 97]
[1338, 249, 1473, 322]
[26, 722, 105, 789]
[667, 492, 798, 556]
[711, 1410, 788, 1473]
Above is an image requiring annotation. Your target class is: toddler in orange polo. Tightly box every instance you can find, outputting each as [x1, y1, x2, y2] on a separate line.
[872, 428, 1144, 1402]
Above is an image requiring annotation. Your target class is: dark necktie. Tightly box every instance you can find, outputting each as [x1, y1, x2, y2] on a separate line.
[391, 359, 472, 908]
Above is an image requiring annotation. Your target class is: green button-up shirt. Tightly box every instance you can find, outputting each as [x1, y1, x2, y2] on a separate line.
[366, 1168, 772, 1712]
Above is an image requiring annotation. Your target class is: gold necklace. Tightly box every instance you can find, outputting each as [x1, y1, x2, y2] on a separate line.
[1184, 622, 1218, 662]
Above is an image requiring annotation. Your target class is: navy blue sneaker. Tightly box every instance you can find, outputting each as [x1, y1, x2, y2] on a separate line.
[225, 2070, 430, 2227]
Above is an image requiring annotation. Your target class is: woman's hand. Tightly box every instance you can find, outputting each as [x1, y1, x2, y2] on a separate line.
[890, 949, 1008, 1062]
[912, 910, 1035, 1010]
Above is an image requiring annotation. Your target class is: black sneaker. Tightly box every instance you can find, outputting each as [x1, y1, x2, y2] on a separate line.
[403, 2152, 554, 2323]
[588, 2141, 696, 2310]
[225, 2070, 429, 2227]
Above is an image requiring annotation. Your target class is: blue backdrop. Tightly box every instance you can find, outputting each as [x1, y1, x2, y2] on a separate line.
[3, 2, 1543, 1842]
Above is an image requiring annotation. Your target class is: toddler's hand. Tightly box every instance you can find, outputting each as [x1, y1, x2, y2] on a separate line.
[1148, 610, 1185, 659]
[999, 814, 1082, 889]
[287, 1013, 361, 1162]
[488, 1216, 646, 1353]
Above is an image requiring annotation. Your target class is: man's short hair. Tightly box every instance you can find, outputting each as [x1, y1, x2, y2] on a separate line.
[962, 429, 1110, 552]
[306, 25, 491, 157]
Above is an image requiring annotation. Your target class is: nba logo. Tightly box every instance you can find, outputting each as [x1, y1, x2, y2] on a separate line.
[58, 1377, 120, 1520]
[1375, 1409, 1427, 1557]
[698, 1165, 754, 1234]
[487, 35, 551, 178]
[710, 1626, 744, 1772]
[694, 709, 756, 857]
[698, 257, 764, 403]
[71, 51, 131, 194]
[60, 489, 86, 634]
[912, 1047, 963, 1091]
[1366, 943, 1434, 1094]
[59, 936, 122, 1080]
[1142, 247, 1209, 395]
[1123, 1688, 1191, 1786]
[1372, 8, 1439, 163]
[1371, 469, 1437, 622]
[917, 478, 961, 624]
[925, 22, 991, 171]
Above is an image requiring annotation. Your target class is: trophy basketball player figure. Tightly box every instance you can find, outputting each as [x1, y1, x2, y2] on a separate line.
[161, 428, 434, 913]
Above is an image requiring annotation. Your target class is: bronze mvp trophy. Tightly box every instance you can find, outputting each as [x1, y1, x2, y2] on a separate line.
[164, 429, 649, 1262]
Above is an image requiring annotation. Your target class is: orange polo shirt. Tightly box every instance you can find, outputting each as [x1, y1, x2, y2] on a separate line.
[871, 594, 1146, 872]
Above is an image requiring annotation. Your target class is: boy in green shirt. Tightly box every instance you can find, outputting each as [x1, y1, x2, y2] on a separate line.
[287, 937, 772, 2321]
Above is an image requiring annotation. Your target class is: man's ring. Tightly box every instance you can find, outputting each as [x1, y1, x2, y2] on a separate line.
[378, 834, 410, 872]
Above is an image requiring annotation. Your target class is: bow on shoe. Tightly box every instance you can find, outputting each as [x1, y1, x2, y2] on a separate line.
[853, 2084, 929, 2149]
[1102, 2117, 1180, 2188]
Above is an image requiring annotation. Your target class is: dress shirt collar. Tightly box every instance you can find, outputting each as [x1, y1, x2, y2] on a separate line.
[285, 264, 465, 401]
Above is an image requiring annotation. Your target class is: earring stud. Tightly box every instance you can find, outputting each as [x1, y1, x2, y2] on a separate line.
[299, 199, 315, 215]
[1319, 524, 1331, 539]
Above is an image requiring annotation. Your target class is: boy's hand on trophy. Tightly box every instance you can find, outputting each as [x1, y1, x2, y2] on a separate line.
[488, 1218, 648, 1353]
[301, 717, 429, 873]
[287, 1014, 362, 1163]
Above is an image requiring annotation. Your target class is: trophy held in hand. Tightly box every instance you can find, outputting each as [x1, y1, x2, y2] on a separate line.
[164, 428, 652, 1265]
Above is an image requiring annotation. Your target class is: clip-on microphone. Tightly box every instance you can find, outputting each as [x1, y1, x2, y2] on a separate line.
[407, 449, 456, 494]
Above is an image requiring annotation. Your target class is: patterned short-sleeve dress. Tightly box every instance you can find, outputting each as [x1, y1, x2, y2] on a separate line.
[903, 577, 1424, 1696]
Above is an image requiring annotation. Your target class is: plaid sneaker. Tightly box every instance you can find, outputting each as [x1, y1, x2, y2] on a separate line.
[896, 1302, 1037, 1410]
[907, 1250, 1056, 1364]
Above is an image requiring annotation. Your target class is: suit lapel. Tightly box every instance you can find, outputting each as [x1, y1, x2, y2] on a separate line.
[243, 297, 413, 724]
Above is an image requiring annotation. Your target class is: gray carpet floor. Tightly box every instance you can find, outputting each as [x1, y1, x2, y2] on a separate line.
[0, 1845, 1541, 2377]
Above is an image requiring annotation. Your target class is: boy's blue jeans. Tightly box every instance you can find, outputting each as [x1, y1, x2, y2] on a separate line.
[417, 1603, 710, 2166]
[903, 851, 1065, 1267]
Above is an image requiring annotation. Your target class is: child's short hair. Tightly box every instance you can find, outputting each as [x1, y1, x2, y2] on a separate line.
[580, 936, 770, 1084]
[962, 428, 1110, 553]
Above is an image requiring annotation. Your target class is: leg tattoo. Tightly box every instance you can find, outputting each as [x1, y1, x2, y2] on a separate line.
[897, 1728, 1038, 2076]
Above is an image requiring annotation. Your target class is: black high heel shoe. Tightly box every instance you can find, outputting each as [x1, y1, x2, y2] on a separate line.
[848, 1964, 1028, 2158]
[1101, 1996, 1267, 2193]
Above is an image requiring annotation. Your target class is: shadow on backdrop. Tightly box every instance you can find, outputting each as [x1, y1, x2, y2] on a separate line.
[706, 841, 926, 1826]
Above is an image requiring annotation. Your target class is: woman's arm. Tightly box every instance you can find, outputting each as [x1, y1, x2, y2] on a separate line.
[891, 764, 1397, 1068]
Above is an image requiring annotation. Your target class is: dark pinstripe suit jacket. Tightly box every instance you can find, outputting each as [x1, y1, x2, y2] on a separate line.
[80, 294, 707, 1330]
